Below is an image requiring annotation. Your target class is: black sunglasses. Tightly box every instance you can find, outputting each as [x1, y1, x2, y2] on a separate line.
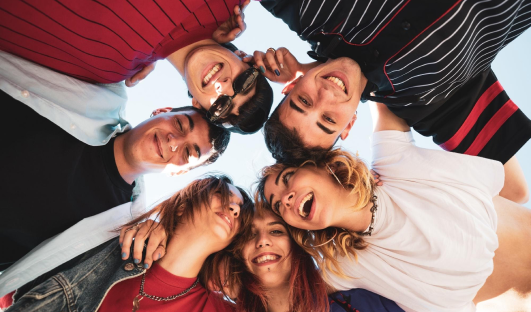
[206, 67, 259, 122]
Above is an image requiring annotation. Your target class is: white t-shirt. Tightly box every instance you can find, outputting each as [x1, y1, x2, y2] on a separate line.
[326, 131, 503, 312]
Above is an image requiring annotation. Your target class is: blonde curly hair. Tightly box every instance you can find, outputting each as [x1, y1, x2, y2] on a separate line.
[255, 148, 376, 280]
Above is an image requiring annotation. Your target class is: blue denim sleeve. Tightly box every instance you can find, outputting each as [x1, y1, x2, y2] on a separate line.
[329, 289, 404, 312]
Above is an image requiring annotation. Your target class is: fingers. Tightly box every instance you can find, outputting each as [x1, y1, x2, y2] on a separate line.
[370, 169, 383, 186]
[132, 220, 154, 266]
[125, 63, 156, 87]
[265, 49, 281, 76]
[120, 224, 140, 260]
[252, 50, 277, 81]
[240, 0, 251, 12]
[142, 224, 167, 269]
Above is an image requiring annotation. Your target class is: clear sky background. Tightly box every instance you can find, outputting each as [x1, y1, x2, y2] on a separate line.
[124, 3, 531, 210]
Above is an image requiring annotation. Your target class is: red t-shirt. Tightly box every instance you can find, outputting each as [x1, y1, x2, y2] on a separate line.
[0, 0, 240, 83]
[98, 262, 235, 312]
[0, 291, 15, 309]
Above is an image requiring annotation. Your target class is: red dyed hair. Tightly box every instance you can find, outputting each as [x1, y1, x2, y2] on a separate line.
[234, 210, 330, 312]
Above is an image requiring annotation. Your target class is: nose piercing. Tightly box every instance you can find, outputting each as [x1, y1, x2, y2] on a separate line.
[170, 145, 177, 152]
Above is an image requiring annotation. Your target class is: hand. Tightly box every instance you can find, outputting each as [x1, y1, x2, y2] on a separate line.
[370, 169, 383, 186]
[212, 0, 250, 43]
[119, 220, 168, 269]
[125, 62, 156, 87]
[243, 47, 304, 84]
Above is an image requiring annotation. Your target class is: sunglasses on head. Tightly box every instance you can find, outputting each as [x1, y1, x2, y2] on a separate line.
[206, 67, 259, 123]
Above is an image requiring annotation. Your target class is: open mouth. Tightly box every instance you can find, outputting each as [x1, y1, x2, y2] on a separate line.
[324, 75, 347, 94]
[202, 63, 223, 86]
[298, 193, 314, 218]
[252, 253, 281, 265]
[154, 133, 163, 159]
[216, 212, 232, 230]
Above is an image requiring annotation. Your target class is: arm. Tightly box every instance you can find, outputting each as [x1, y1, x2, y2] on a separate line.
[369, 102, 410, 133]
[500, 156, 529, 204]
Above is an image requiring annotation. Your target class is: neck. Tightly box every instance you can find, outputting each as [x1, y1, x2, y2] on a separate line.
[266, 283, 291, 312]
[158, 227, 219, 278]
[333, 192, 374, 232]
[166, 38, 219, 76]
[113, 134, 139, 185]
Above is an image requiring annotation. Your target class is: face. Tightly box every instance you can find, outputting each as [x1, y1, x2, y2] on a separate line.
[242, 210, 292, 289]
[263, 165, 347, 230]
[122, 109, 213, 175]
[196, 184, 244, 248]
[184, 44, 256, 118]
[278, 57, 366, 149]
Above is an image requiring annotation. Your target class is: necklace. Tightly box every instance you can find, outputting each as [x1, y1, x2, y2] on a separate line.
[358, 194, 378, 237]
[132, 271, 199, 312]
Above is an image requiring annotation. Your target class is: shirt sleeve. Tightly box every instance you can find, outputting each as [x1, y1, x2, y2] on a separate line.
[371, 130, 504, 197]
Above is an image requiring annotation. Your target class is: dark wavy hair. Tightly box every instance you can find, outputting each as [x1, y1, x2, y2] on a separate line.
[263, 103, 336, 165]
[170, 106, 230, 168]
[230, 209, 330, 312]
[122, 174, 254, 296]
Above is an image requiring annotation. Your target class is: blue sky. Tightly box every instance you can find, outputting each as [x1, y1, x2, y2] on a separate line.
[124, 3, 531, 209]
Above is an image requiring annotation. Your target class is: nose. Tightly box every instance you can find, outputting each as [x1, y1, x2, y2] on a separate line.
[282, 191, 295, 209]
[215, 78, 234, 96]
[317, 82, 336, 105]
[229, 203, 240, 218]
[256, 231, 272, 248]
[167, 133, 186, 165]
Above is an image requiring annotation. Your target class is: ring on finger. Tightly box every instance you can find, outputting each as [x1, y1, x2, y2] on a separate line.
[267, 47, 276, 53]
[125, 224, 140, 233]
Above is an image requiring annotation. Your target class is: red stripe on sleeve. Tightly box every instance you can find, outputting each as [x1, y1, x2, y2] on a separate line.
[439, 80, 504, 151]
[464, 99, 518, 156]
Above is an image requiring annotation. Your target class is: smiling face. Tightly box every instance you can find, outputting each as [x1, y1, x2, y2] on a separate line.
[196, 183, 244, 247]
[263, 165, 350, 231]
[122, 109, 213, 175]
[278, 57, 367, 149]
[242, 210, 292, 289]
[184, 44, 256, 118]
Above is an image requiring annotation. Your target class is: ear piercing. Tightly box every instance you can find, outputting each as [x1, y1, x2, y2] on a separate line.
[170, 145, 177, 152]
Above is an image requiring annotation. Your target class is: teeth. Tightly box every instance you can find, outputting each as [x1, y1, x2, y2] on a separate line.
[326, 76, 346, 92]
[255, 255, 280, 264]
[224, 215, 231, 225]
[298, 193, 313, 218]
[203, 64, 221, 85]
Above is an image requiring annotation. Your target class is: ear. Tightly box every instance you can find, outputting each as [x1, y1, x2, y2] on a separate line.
[191, 98, 202, 109]
[281, 75, 303, 95]
[152, 107, 173, 116]
[339, 114, 357, 141]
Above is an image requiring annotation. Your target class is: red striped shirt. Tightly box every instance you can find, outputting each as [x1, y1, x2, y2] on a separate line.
[0, 0, 240, 83]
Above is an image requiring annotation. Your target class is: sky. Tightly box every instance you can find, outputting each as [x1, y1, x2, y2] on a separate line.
[124, 3, 531, 210]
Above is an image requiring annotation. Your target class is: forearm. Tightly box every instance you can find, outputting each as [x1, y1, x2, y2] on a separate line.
[369, 102, 410, 133]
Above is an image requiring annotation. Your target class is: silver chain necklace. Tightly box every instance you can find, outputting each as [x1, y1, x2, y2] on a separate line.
[358, 194, 378, 236]
[132, 271, 199, 311]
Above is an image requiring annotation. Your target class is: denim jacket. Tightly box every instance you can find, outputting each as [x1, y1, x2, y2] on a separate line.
[6, 238, 145, 312]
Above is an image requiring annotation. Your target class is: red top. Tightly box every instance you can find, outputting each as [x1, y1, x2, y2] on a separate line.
[0, 0, 240, 83]
[98, 262, 235, 312]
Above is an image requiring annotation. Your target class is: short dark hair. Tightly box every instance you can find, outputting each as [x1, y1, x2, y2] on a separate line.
[263, 102, 337, 165]
[170, 106, 230, 168]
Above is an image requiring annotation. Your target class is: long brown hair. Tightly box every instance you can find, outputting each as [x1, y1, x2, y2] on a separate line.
[256, 149, 376, 280]
[122, 174, 254, 297]
[232, 208, 330, 312]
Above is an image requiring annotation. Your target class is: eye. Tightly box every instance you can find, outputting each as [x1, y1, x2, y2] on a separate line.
[273, 201, 281, 215]
[323, 115, 335, 124]
[185, 147, 190, 159]
[271, 230, 284, 235]
[176, 118, 184, 132]
[282, 171, 295, 186]
[298, 96, 310, 107]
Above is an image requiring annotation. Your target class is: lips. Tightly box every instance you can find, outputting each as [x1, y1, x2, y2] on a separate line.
[202, 63, 223, 86]
[294, 192, 316, 220]
[215, 212, 233, 230]
[322, 71, 349, 95]
[251, 252, 281, 266]
[154, 133, 163, 159]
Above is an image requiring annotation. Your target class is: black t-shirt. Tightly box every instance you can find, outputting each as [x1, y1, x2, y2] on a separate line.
[0, 91, 134, 271]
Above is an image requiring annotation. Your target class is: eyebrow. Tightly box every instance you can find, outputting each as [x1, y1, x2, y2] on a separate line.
[289, 99, 306, 114]
[184, 114, 194, 131]
[269, 167, 289, 206]
[267, 221, 285, 227]
[316, 122, 335, 134]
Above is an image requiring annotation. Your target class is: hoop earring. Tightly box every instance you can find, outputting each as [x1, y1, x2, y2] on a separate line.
[326, 164, 346, 190]
[302, 228, 338, 248]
